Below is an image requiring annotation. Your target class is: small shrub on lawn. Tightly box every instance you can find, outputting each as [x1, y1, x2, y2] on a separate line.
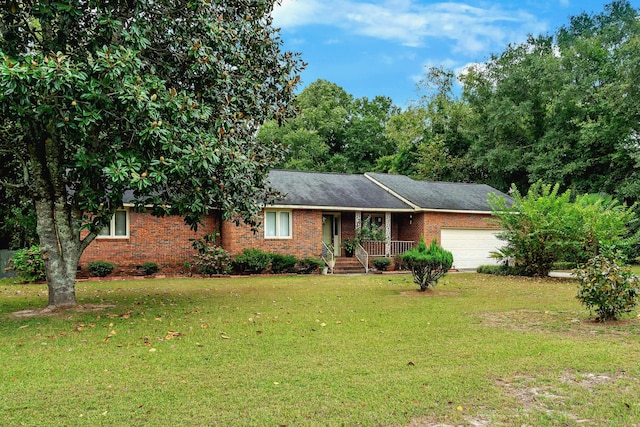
[270, 254, 298, 274]
[574, 255, 640, 322]
[139, 262, 159, 275]
[372, 258, 391, 271]
[88, 261, 115, 277]
[234, 248, 272, 274]
[6, 246, 46, 282]
[296, 257, 323, 274]
[477, 264, 516, 275]
[402, 238, 453, 291]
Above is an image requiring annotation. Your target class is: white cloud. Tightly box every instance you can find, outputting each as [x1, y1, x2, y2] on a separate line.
[273, 0, 547, 55]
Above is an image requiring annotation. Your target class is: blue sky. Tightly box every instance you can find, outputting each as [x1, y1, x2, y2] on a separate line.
[272, 0, 638, 107]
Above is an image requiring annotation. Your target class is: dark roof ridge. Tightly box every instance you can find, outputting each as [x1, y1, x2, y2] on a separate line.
[365, 172, 495, 187]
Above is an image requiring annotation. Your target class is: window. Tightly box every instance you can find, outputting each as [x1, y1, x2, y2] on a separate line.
[264, 210, 291, 238]
[98, 209, 129, 238]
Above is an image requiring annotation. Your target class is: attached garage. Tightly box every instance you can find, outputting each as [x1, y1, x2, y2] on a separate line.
[440, 228, 504, 270]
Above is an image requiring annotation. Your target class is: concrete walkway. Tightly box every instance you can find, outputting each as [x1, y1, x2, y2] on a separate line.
[548, 271, 576, 278]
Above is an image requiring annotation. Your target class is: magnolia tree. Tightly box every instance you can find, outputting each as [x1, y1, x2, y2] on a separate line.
[0, 1, 303, 308]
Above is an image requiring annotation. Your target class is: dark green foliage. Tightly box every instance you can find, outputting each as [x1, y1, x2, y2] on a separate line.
[490, 182, 572, 277]
[357, 217, 385, 242]
[476, 264, 516, 276]
[392, 253, 407, 271]
[371, 258, 391, 271]
[461, 1, 640, 203]
[87, 261, 115, 278]
[342, 238, 356, 257]
[139, 262, 159, 275]
[490, 182, 637, 277]
[7, 246, 45, 282]
[401, 239, 453, 291]
[234, 249, 272, 274]
[296, 257, 324, 274]
[270, 253, 298, 274]
[193, 246, 231, 277]
[0, 0, 302, 307]
[190, 233, 220, 253]
[191, 233, 231, 276]
[0, 202, 38, 250]
[257, 79, 400, 174]
[552, 262, 580, 271]
[575, 255, 640, 321]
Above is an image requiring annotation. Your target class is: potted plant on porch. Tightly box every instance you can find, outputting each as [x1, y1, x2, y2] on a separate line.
[343, 238, 357, 257]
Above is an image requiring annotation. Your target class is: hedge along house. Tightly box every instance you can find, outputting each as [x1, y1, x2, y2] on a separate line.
[79, 169, 512, 274]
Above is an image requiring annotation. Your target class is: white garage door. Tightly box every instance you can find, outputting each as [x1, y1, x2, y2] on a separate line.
[440, 229, 504, 270]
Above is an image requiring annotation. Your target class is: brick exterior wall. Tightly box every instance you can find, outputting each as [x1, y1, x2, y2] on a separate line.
[420, 211, 497, 244]
[80, 210, 219, 272]
[81, 208, 498, 272]
[221, 209, 323, 258]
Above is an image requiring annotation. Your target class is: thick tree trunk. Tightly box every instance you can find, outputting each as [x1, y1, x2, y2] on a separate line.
[35, 199, 83, 308]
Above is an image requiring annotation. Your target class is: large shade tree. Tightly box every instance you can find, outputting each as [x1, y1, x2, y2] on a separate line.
[258, 79, 399, 173]
[461, 0, 640, 198]
[0, 0, 303, 308]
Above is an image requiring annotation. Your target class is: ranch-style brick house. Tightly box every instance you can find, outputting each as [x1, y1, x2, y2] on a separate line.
[79, 170, 511, 274]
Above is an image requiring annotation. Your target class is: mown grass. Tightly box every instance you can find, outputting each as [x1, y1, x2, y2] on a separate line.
[1, 273, 639, 426]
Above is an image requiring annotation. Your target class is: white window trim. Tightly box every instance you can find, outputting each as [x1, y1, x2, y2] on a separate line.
[264, 209, 292, 239]
[97, 208, 130, 239]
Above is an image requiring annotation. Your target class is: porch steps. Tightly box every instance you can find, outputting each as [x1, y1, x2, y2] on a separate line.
[331, 257, 366, 274]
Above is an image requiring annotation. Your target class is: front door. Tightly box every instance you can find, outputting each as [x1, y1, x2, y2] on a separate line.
[322, 214, 341, 256]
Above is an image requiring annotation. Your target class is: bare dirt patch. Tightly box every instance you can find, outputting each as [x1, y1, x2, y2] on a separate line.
[477, 309, 640, 336]
[10, 303, 116, 318]
[399, 289, 460, 297]
[495, 370, 637, 424]
[404, 416, 491, 427]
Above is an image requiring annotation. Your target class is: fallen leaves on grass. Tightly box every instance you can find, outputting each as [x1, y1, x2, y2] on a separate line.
[10, 304, 115, 318]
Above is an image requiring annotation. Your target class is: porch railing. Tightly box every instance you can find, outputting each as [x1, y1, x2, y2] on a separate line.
[321, 241, 335, 274]
[355, 243, 369, 273]
[361, 240, 415, 257]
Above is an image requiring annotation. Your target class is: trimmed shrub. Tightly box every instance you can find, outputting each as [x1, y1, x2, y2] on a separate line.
[552, 261, 579, 271]
[191, 233, 231, 276]
[296, 257, 323, 274]
[371, 257, 391, 271]
[402, 238, 453, 291]
[7, 246, 46, 282]
[139, 262, 159, 275]
[194, 246, 232, 276]
[234, 248, 272, 274]
[392, 253, 407, 271]
[88, 261, 115, 277]
[575, 255, 640, 322]
[476, 264, 516, 275]
[270, 253, 298, 274]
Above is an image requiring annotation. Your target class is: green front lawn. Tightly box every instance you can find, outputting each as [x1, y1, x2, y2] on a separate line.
[1, 273, 639, 426]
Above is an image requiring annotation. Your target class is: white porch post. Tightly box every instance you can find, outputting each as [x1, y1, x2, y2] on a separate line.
[355, 211, 362, 233]
[385, 212, 391, 256]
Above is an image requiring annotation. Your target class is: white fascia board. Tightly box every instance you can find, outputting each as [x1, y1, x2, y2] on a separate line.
[267, 204, 414, 213]
[418, 208, 494, 215]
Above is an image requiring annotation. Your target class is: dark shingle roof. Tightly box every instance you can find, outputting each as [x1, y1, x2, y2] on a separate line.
[267, 170, 413, 210]
[365, 172, 511, 212]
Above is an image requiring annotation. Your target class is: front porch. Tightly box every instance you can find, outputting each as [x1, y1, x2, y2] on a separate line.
[321, 210, 418, 273]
